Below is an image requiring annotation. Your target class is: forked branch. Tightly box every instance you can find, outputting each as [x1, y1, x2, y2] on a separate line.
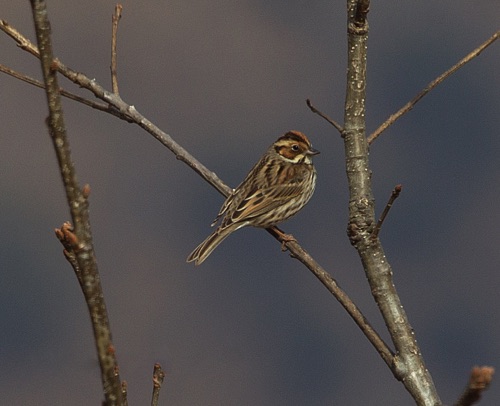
[343, 0, 441, 403]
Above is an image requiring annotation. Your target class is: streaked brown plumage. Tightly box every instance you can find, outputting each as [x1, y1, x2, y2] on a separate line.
[187, 130, 319, 265]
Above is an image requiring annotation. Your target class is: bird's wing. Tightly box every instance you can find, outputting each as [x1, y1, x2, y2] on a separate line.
[228, 183, 304, 224]
[211, 190, 235, 227]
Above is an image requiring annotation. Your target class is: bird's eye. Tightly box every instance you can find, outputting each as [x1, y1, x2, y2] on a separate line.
[291, 144, 299, 152]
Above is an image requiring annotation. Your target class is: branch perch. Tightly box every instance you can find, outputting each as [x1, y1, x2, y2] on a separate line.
[0, 12, 394, 369]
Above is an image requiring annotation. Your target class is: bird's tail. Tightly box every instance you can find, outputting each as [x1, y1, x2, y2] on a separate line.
[186, 225, 239, 266]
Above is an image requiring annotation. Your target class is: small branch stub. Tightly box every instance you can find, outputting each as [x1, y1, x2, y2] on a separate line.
[455, 366, 494, 406]
[151, 363, 166, 406]
[372, 184, 402, 238]
[121, 381, 128, 406]
[354, 0, 370, 28]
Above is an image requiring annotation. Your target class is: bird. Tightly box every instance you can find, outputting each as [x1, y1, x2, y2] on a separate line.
[187, 130, 319, 265]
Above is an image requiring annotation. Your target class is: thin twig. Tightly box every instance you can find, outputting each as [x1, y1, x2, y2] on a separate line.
[371, 184, 402, 238]
[0, 63, 123, 114]
[368, 31, 500, 144]
[52, 57, 233, 197]
[29, 1, 123, 404]
[454, 366, 494, 406]
[0, 22, 133, 121]
[151, 363, 166, 406]
[111, 4, 122, 95]
[0, 19, 40, 57]
[306, 98, 344, 134]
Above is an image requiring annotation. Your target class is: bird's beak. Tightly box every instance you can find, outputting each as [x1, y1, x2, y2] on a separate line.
[307, 147, 320, 156]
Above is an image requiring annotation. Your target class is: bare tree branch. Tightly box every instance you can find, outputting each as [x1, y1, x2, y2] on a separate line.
[368, 31, 500, 144]
[454, 366, 494, 406]
[267, 226, 395, 366]
[0, 19, 40, 57]
[4, 5, 497, 404]
[29, 1, 123, 404]
[151, 363, 166, 406]
[371, 184, 402, 239]
[0, 11, 394, 370]
[306, 98, 344, 134]
[0, 63, 130, 116]
[121, 381, 128, 406]
[110, 3, 122, 95]
[0, 21, 134, 121]
[343, 1, 441, 404]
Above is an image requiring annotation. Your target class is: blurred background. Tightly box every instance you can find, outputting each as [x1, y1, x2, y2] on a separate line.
[1, 1, 499, 404]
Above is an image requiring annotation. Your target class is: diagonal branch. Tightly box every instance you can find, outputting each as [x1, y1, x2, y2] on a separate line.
[306, 98, 344, 134]
[1, 19, 40, 57]
[0, 16, 395, 367]
[368, 31, 500, 144]
[371, 184, 402, 239]
[54, 51, 396, 367]
[0, 63, 131, 118]
[267, 227, 394, 366]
